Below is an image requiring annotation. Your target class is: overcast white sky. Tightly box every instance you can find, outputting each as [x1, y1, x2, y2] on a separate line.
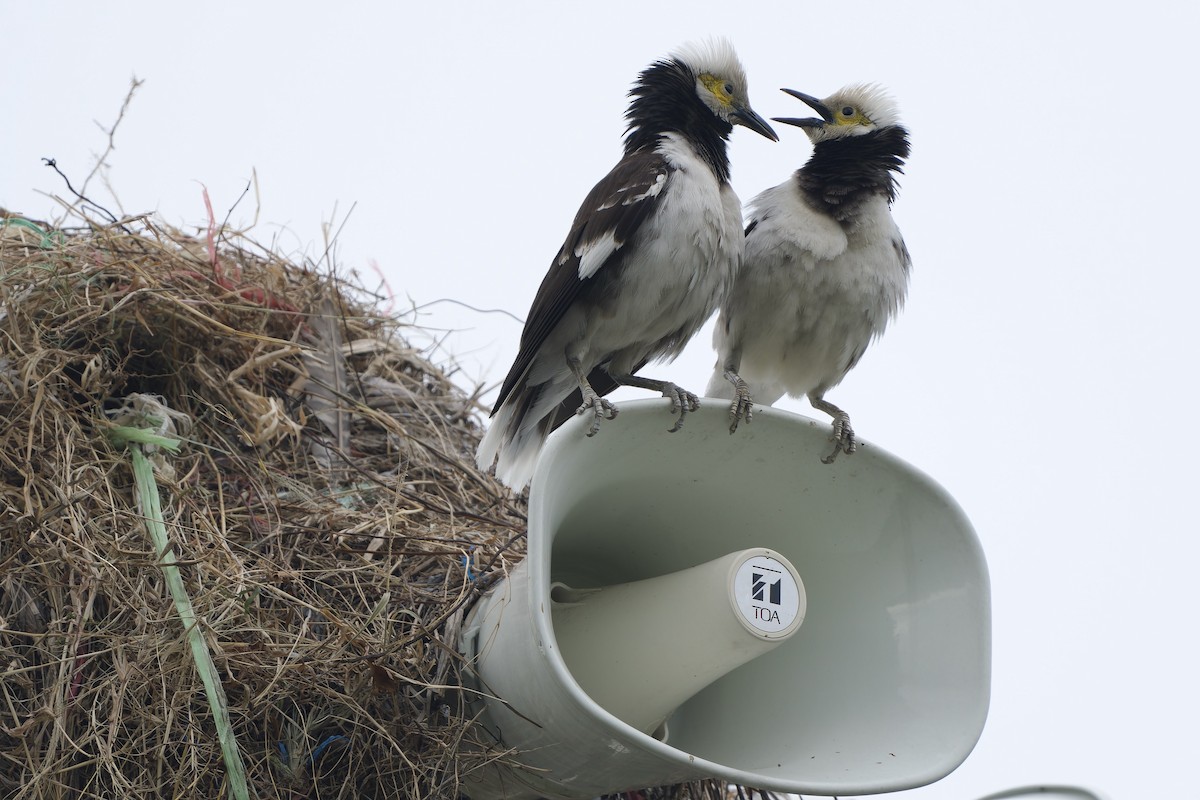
[5, 2, 1199, 798]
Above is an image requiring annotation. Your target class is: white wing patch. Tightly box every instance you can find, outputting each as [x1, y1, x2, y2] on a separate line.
[576, 230, 619, 280]
[577, 170, 667, 280]
[596, 170, 666, 211]
[626, 171, 666, 204]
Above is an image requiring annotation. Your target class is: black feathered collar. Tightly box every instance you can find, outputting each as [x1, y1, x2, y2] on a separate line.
[623, 59, 734, 183]
[795, 126, 910, 222]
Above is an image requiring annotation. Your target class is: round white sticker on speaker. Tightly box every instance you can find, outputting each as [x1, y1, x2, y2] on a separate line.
[732, 552, 806, 639]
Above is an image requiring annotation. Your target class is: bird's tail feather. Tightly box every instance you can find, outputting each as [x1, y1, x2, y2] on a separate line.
[477, 377, 574, 489]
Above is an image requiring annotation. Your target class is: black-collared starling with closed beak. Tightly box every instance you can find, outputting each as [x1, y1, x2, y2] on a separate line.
[478, 39, 777, 489]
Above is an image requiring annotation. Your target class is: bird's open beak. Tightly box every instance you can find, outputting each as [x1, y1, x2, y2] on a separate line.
[731, 105, 780, 141]
[772, 88, 834, 129]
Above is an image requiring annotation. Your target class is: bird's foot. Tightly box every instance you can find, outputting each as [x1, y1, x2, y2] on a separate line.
[576, 392, 618, 437]
[821, 414, 856, 464]
[660, 382, 700, 433]
[724, 370, 753, 434]
[607, 372, 698, 432]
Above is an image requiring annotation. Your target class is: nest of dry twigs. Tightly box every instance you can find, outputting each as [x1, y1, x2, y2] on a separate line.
[0, 203, 533, 799]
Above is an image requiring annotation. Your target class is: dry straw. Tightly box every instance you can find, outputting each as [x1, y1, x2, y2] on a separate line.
[0, 200, 528, 798]
[0, 201, 763, 800]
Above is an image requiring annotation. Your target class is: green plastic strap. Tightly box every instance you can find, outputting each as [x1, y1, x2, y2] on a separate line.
[126, 443, 252, 800]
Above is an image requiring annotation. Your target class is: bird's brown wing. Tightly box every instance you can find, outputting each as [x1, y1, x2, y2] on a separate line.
[490, 150, 669, 415]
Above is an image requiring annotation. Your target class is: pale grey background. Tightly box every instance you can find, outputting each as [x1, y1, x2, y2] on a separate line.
[5, 2, 1197, 797]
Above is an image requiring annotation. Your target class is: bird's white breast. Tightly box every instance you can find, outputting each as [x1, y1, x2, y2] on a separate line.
[723, 181, 908, 401]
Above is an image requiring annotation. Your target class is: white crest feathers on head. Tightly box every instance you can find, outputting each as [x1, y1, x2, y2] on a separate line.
[829, 83, 902, 128]
[669, 38, 748, 92]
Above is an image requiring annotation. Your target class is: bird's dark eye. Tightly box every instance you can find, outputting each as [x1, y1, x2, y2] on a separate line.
[724, 82, 735, 96]
[841, 106, 855, 117]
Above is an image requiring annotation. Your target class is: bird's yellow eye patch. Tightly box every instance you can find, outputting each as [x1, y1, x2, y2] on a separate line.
[834, 105, 871, 126]
[698, 73, 735, 106]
